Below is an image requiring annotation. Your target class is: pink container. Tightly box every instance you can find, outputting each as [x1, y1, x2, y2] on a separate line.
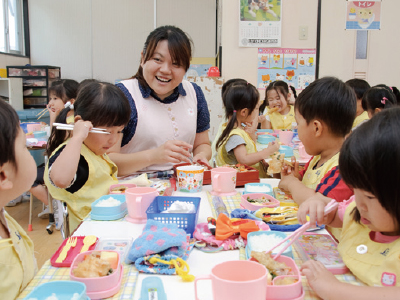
[125, 187, 159, 224]
[194, 260, 268, 300]
[109, 183, 136, 194]
[250, 256, 304, 300]
[279, 131, 294, 145]
[298, 144, 312, 159]
[70, 250, 123, 299]
[241, 193, 280, 210]
[210, 167, 237, 196]
[27, 123, 42, 133]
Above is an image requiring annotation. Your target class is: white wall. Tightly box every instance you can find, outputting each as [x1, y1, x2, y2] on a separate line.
[0, 53, 29, 70]
[28, 0, 216, 83]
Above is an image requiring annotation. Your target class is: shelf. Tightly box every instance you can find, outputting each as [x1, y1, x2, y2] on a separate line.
[24, 96, 47, 98]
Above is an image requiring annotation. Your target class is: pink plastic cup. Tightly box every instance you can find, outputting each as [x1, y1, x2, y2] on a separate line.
[279, 130, 294, 145]
[298, 143, 312, 159]
[210, 167, 237, 196]
[27, 123, 42, 133]
[125, 187, 158, 224]
[194, 260, 268, 300]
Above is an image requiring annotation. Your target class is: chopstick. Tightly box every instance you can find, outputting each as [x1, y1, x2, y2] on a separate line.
[36, 108, 48, 120]
[53, 123, 110, 134]
[266, 199, 338, 260]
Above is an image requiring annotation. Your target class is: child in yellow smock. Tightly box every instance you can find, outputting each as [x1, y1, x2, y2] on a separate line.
[345, 78, 370, 130]
[0, 100, 38, 299]
[215, 82, 279, 177]
[260, 80, 296, 130]
[299, 108, 400, 299]
[44, 82, 131, 233]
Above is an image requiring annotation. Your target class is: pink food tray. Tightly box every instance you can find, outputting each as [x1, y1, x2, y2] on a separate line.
[50, 236, 98, 268]
[293, 233, 348, 275]
[240, 193, 280, 211]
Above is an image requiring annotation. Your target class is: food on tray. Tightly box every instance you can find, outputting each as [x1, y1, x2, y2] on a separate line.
[110, 185, 129, 193]
[222, 163, 254, 172]
[246, 195, 271, 205]
[95, 197, 120, 207]
[274, 276, 298, 285]
[249, 233, 287, 253]
[267, 107, 279, 114]
[72, 251, 116, 278]
[254, 207, 299, 225]
[251, 251, 292, 277]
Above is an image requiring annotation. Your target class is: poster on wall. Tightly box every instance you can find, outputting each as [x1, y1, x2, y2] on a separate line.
[239, 0, 282, 47]
[257, 48, 316, 90]
[346, 1, 381, 30]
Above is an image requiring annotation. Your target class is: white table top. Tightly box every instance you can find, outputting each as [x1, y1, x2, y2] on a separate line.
[72, 179, 281, 300]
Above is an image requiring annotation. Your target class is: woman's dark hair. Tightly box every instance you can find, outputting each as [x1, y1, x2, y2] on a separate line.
[133, 25, 192, 89]
[0, 100, 20, 169]
[48, 79, 79, 103]
[47, 82, 131, 156]
[262, 81, 291, 113]
[362, 85, 396, 113]
[339, 107, 400, 233]
[216, 83, 259, 150]
[345, 78, 370, 100]
[295, 77, 356, 137]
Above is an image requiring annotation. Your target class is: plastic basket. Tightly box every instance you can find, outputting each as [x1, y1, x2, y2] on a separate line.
[146, 196, 200, 237]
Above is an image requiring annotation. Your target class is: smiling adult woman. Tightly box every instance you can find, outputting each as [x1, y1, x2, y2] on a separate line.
[109, 25, 211, 175]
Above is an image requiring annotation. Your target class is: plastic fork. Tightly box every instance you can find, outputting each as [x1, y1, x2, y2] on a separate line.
[266, 199, 338, 260]
[55, 236, 77, 263]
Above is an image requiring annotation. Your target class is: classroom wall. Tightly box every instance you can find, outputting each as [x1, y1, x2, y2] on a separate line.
[0, 53, 29, 71]
[221, 0, 400, 87]
[28, 0, 216, 83]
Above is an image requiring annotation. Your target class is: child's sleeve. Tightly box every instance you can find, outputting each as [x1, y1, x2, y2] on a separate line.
[315, 166, 353, 202]
[225, 135, 246, 153]
[298, 159, 311, 180]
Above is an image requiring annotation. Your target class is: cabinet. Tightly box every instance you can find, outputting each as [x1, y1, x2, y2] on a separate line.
[0, 78, 23, 110]
[7, 65, 61, 108]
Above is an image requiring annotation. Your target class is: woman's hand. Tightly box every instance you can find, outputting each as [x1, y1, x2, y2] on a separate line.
[155, 140, 193, 164]
[193, 153, 211, 168]
[301, 260, 341, 300]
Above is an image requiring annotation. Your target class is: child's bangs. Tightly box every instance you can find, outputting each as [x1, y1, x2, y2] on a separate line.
[49, 84, 66, 101]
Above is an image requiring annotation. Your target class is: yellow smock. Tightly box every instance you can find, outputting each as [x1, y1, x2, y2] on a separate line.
[44, 140, 118, 232]
[352, 111, 369, 129]
[302, 152, 341, 239]
[269, 105, 296, 130]
[339, 201, 400, 286]
[0, 209, 37, 299]
[216, 127, 268, 177]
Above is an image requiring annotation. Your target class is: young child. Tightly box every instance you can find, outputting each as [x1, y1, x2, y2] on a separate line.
[362, 85, 397, 118]
[299, 108, 400, 298]
[44, 81, 131, 232]
[29, 79, 79, 220]
[345, 78, 370, 130]
[210, 78, 247, 165]
[215, 82, 279, 177]
[0, 100, 37, 298]
[260, 80, 296, 130]
[279, 77, 355, 237]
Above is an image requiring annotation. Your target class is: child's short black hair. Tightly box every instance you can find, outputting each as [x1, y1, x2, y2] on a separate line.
[362, 85, 396, 112]
[345, 78, 370, 100]
[0, 100, 20, 168]
[221, 78, 247, 106]
[295, 77, 356, 137]
[49, 79, 79, 103]
[340, 107, 400, 233]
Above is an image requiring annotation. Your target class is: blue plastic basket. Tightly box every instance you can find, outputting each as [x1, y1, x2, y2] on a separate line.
[146, 196, 201, 237]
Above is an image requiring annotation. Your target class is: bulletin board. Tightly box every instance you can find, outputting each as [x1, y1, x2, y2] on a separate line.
[257, 48, 316, 90]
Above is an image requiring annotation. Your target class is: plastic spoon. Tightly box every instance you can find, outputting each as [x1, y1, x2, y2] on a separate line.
[80, 235, 97, 253]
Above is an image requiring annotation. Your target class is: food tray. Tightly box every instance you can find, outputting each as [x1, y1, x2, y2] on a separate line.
[173, 163, 259, 186]
[90, 194, 127, 221]
[146, 196, 200, 237]
[243, 182, 273, 196]
[22, 281, 88, 300]
[246, 231, 293, 259]
[70, 250, 123, 299]
[249, 255, 303, 300]
[95, 237, 133, 261]
[273, 187, 298, 207]
[241, 193, 280, 211]
[293, 233, 348, 274]
[50, 236, 98, 267]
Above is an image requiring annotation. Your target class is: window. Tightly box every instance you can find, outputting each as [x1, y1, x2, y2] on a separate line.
[0, 0, 26, 56]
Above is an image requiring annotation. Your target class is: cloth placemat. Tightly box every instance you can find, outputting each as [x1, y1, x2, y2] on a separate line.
[206, 191, 242, 218]
[17, 260, 139, 299]
[240, 233, 365, 300]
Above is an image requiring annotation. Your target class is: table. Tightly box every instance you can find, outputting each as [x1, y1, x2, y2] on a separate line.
[18, 179, 363, 300]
